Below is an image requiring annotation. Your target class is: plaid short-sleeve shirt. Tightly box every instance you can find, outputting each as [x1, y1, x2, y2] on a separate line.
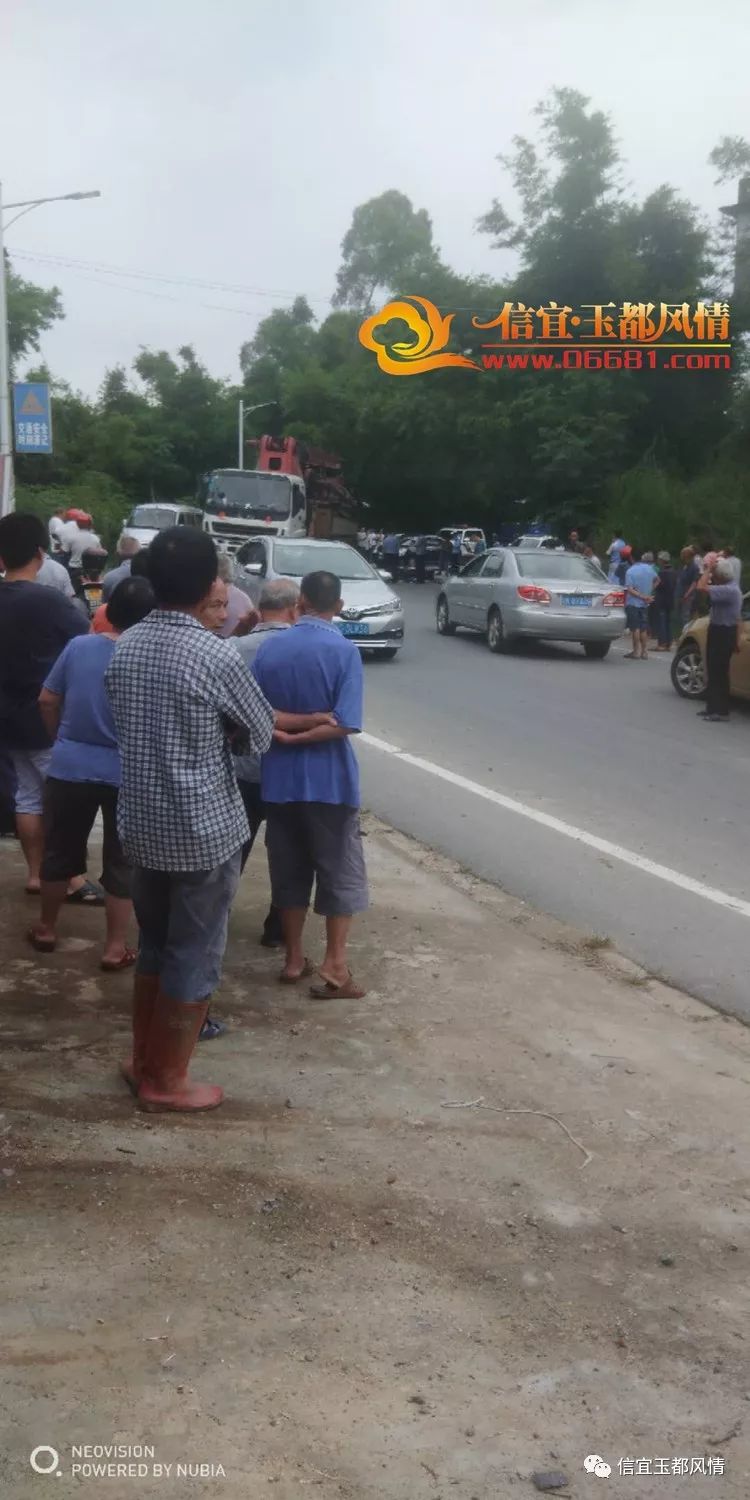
[106, 610, 274, 871]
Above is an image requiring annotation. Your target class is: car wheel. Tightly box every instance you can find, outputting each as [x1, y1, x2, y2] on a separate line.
[487, 607, 507, 653]
[671, 640, 706, 698]
[436, 596, 456, 635]
[583, 640, 611, 659]
[378, 648, 399, 661]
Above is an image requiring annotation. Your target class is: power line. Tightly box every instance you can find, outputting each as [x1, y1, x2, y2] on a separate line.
[12, 248, 332, 305]
[21, 264, 269, 319]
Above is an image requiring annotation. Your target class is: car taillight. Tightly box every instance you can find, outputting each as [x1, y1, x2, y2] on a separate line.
[602, 590, 625, 607]
[517, 584, 551, 604]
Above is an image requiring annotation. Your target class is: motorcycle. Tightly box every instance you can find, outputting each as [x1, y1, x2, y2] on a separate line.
[71, 549, 108, 618]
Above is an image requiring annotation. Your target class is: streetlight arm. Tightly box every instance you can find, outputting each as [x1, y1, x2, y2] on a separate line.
[2, 190, 101, 213]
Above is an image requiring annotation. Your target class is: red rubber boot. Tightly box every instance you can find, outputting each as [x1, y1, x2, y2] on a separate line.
[137, 994, 224, 1112]
[120, 973, 159, 1094]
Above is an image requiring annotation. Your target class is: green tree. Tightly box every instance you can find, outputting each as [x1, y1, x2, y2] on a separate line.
[332, 190, 441, 310]
[5, 257, 64, 371]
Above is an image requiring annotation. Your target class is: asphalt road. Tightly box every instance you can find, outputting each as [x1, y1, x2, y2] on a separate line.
[358, 583, 750, 1021]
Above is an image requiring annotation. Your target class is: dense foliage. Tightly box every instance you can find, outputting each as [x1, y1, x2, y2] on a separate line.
[9, 90, 750, 556]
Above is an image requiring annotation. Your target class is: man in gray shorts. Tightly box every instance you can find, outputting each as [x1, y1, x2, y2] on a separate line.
[253, 570, 369, 999]
[106, 529, 333, 1111]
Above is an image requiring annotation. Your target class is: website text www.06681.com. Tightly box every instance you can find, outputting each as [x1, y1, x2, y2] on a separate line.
[481, 349, 731, 371]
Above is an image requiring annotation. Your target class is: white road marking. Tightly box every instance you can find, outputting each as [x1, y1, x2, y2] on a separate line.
[360, 732, 750, 921]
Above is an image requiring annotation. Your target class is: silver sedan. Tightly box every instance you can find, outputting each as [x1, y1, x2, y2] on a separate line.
[436, 548, 625, 658]
[234, 536, 405, 658]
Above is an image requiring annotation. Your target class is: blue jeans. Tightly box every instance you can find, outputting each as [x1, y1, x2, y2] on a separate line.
[132, 851, 242, 1001]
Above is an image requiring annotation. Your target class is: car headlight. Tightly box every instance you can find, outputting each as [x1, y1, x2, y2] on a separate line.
[362, 598, 401, 616]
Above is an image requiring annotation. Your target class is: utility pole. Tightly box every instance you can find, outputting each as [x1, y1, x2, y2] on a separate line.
[720, 174, 750, 329]
[237, 399, 277, 469]
[0, 182, 13, 517]
[0, 185, 100, 516]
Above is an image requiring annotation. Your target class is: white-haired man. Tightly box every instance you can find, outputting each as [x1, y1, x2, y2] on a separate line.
[696, 556, 743, 723]
[102, 535, 141, 602]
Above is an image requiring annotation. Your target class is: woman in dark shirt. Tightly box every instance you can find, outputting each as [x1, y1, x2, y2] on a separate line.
[654, 550, 676, 651]
[676, 546, 700, 627]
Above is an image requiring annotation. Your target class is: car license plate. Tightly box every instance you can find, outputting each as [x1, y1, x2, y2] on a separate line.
[338, 621, 369, 637]
[561, 594, 593, 607]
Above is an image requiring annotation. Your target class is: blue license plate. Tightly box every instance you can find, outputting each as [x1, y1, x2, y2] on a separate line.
[561, 594, 593, 607]
[338, 621, 369, 637]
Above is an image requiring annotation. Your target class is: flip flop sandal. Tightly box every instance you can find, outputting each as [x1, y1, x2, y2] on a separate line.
[27, 927, 56, 954]
[309, 972, 367, 1001]
[25, 884, 41, 896]
[66, 880, 105, 906]
[278, 959, 314, 985]
[100, 948, 137, 973]
[199, 1016, 227, 1041]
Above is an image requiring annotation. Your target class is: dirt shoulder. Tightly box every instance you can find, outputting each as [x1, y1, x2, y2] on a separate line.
[1, 817, 749, 1499]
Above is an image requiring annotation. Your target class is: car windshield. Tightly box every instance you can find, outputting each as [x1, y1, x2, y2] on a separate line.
[205, 472, 293, 519]
[128, 506, 177, 530]
[273, 543, 378, 580]
[516, 553, 605, 581]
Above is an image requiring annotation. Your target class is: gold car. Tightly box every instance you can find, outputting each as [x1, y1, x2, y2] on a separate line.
[671, 593, 750, 701]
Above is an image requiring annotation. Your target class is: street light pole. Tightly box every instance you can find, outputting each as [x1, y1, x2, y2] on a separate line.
[237, 399, 277, 469]
[0, 182, 13, 517]
[0, 186, 100, 517]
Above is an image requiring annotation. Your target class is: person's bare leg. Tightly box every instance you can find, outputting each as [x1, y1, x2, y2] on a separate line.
[320, 915, 353, 986]
[640, 628, 649, 659]
[280, 908, 308, 979]
[102, 895, 133, 965]
[30, 879, 67, 943]
[16, 812, 44, 890]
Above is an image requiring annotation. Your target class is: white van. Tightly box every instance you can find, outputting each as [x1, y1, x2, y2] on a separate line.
[439, 526, 487, 559]
[121, 503, 205, 548]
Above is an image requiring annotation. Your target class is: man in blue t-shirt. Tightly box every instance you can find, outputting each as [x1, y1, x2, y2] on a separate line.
[29, 577, 155, 967]
[253, 570, 369, 999]
[624, 550, 658, 660]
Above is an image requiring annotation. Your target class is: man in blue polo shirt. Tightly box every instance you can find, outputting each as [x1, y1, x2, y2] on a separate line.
[253, 570, 368, 999]
[624, 549, 658, 660]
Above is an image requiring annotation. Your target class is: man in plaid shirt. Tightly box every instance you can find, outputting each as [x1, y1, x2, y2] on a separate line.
[107, 527, 333, 1112]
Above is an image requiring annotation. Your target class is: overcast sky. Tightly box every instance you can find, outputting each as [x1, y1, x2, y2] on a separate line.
[2, 0, 747, 395]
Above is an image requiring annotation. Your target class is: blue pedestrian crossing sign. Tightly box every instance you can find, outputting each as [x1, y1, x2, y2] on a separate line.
[13, 382, 53, 454]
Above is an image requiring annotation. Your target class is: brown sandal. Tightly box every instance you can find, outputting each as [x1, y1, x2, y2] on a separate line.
[278, 959, 314, 985]
[27, 926, 56, 953]
[100, 947, 138, 972]
[309, 971, 367, 1001]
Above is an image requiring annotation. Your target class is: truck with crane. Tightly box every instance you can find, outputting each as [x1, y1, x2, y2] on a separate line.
[201, 435, 359, 553]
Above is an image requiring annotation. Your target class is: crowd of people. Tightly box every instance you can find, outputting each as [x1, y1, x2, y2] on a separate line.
[599, 531, 744, 718]
[0, 513, 369, 1113]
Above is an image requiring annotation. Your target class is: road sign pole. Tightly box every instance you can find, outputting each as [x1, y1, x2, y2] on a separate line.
[0, 181, 14, 516]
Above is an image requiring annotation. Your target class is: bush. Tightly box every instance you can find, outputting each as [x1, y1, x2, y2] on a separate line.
[598, 464, 750, 570]
[14, 473, 133, 553]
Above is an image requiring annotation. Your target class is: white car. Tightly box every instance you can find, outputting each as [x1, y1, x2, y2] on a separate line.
[121, 503, 204, 548]
[235, 536, 405, 658]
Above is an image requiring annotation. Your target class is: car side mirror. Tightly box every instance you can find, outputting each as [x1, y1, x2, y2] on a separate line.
[378, 569, 393, 582]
